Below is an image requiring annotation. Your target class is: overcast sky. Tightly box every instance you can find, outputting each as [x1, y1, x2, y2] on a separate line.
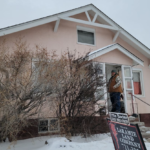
[0, 0, 150, 48]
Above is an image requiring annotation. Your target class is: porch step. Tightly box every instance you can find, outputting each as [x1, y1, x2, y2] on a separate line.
[130, 122, 145, 127]
[141, 132, 150, 139]
[129, 116, 139, 122]
[139, 126, 150, 132]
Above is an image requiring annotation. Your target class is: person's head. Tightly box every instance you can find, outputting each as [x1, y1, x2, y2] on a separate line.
[111, 70, 117, 76]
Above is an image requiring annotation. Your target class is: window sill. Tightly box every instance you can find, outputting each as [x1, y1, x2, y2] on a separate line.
[134, 94, 145, 98]
[77, 42, 96, 47]
[38, 130, 60, 134]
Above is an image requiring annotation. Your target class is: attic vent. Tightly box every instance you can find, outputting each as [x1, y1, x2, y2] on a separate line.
[77, 26, 95, 45]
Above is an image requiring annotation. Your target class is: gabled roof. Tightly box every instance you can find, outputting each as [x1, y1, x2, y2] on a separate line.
[88, 43, 144, 66]
[0, 4, 150, 58]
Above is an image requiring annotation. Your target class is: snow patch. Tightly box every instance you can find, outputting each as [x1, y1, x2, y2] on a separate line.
[1, 133, 150, 150]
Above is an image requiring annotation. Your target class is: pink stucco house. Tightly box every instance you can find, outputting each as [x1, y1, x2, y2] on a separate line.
[0, 4, 150, 133]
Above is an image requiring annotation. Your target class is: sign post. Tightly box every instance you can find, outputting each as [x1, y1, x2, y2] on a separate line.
[107, 113, 147, 150]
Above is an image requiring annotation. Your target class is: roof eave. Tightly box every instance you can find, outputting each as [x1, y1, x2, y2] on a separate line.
[88, 44, 144, 66]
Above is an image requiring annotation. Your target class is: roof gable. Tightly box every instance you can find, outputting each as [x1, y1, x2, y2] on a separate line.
[88, 43, 144, 66]
[0, 4, 149, 58]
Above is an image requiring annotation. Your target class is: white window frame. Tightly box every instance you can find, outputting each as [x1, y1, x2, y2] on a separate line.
[132, 68, 145, 97]
[92, 62, 106, 100]
[77, 26, 96, 46]
[38, 118, 60, 133]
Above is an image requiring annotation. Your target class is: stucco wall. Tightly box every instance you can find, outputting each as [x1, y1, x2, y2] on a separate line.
[0, 12, 150, 114]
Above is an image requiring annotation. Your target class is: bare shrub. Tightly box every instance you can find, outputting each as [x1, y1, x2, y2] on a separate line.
[0, 39, 57, 141]
[0, 38, 107, 141]
[49, 53, 107, 137]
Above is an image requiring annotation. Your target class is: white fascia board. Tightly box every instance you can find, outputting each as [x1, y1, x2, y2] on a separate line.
[0, 5, 92, 36]
[88, 44, 144, 66]
[116, 45, 144, 66]
[91, 5, 150, 57]
[88, 45, 116, 60]
[60, 17, 118, 30]
[90, 5, 118, 28]
[120, 31, 150, 55]
[0, 15, 57, 36]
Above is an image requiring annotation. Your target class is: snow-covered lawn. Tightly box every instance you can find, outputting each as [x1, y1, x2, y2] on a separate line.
[1, 133, 150, 150]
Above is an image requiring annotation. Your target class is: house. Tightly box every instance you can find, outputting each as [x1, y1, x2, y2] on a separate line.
[0, 4, 150, 134]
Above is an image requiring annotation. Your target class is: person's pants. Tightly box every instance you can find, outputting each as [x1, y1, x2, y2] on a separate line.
[110, 92, 121, 112]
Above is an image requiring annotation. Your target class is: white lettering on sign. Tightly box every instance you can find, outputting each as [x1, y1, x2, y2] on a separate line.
[116, 128, 137, 137]
[120, 138, 141, 149]
[109, 112, 129, 125]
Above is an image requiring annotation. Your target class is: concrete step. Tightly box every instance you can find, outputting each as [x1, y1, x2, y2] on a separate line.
[147, 138, 150, 143]
[141, 132, 150, 139]
[140, 126, 150, 132]
[129, 118, 139, 122]
[130, 122, 145, 127]
[129, 116, 136, 122]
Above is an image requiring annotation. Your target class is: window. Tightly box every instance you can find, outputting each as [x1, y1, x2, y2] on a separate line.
[38, 118, 60, 133]
[95, 87, 104, 100]
[49, 118, 59, 132]
[92, 62, 104, 76]
[132, 69, 144, 96]
[93, 62, 105, 100]
[77, 26, 95, 45]
[39, 120, 48, 132]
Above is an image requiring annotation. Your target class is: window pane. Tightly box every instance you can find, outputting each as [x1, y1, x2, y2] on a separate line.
[78, 30, 94, 45]
[39, 120, 48, 132]
[126, 90, 133, 100]
[93, 62, 103, 75]
[124, 67, 131, 77]
[95, 88, 104, 100]
[125, 79, 132, 89]
[133, 72, 141, 94]
[49, 119, 59, 131]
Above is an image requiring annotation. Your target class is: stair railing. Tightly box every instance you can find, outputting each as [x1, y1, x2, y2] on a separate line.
[130, 93, 150, 122]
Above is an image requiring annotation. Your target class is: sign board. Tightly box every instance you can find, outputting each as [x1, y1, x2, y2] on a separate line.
[107, 119, 147, 150]
[109, 112, 129, 125]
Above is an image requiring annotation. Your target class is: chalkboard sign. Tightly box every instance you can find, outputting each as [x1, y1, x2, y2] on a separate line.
[107, 119, 147, 150]
[109, 112, 129, 125]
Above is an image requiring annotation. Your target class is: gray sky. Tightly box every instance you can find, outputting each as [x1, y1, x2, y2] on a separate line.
[0, 0, 150, 48]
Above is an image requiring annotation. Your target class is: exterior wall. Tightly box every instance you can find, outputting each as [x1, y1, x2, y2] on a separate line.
[0, 13, 113, 56]
[0, 12, 150, 114]
[116, 38, 150, 114]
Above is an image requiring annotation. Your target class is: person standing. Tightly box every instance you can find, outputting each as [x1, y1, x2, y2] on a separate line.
[108, 70, 123, 112]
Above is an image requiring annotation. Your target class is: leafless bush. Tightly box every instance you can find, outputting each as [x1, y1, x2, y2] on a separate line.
[0, 38, 107, 141]
[0, 39, 59, 141]
[49, 53, 107, 137]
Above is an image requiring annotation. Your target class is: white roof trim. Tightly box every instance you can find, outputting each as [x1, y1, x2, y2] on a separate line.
[88, 43, 144, 66]
[0, 4, 149, 58]
[0, 5, 92, 36]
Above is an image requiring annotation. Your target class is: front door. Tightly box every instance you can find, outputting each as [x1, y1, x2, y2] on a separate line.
[121, 65, 135, 113]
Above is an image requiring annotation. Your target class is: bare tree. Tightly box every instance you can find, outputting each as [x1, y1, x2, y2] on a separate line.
[0, 39, 108, 142]
[0, 39, 58, 141]
[49, 52, 107, 137]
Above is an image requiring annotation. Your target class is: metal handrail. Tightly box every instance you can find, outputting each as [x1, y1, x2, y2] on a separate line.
[131, 93, 150, 107]
[129, 93, 150, 121]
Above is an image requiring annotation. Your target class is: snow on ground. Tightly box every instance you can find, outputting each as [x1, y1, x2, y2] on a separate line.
[1, 133, 150, 150]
